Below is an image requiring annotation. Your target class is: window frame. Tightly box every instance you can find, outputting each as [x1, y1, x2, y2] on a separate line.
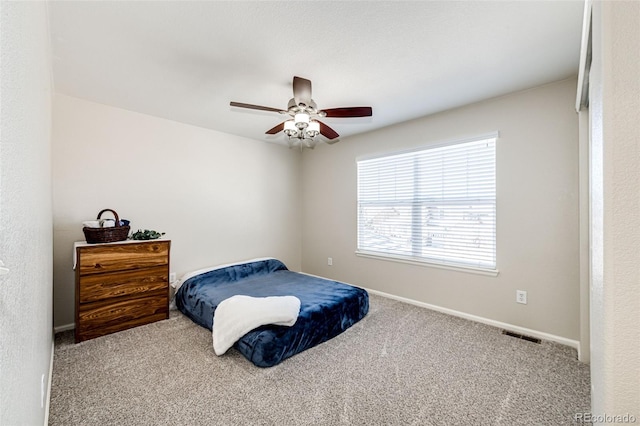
[355, 132, 499, 276]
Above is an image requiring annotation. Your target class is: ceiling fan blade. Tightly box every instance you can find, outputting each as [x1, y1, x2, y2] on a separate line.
[317, 120, 340, 142]
[293, 76, 312, 108]
[265, 122, 285, 135]
[230, 101, 284, 114]
[321, 106, 373, 118]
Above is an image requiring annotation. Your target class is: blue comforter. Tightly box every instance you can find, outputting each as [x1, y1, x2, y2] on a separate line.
[175, 259, 369, 367]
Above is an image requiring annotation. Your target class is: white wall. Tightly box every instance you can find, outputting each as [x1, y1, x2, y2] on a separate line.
[589, 0, 640, 417]
[301, 78, 580, 342]
[0, 2, 54, 425]
[52, 94, 301, 328]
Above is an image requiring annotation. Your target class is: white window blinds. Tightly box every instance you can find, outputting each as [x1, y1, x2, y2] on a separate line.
[357, 135, 497, 270]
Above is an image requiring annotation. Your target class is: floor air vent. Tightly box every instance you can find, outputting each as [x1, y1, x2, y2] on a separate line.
[502, 330, 542, 344]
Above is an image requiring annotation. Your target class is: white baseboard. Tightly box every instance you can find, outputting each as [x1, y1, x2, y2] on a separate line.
[299, 271, 580, 354]
[54, 323, 75, 333]
[364, 287, 581, 355]
[44, 339, 54, 426]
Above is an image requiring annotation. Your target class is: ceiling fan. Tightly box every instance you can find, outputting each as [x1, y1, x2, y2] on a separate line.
[230, 76, 372, 149]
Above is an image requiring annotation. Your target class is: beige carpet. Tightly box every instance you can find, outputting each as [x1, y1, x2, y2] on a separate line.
[49, 294, 590, 425]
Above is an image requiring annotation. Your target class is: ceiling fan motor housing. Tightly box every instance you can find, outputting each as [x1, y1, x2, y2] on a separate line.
[287, 98, 317, 115]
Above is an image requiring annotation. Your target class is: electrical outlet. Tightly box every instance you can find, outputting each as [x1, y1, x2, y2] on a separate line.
[516, 290, 527, 304]
[327, 257, 333, 266]
[169, 272, 177, 283]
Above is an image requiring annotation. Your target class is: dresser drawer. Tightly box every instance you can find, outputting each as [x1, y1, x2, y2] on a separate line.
[76, 291, 168, 342]
[78, 265, 168, 303]
[77, 241, 169, 276]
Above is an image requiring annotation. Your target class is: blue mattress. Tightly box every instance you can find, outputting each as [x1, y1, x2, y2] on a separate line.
[175, 259, 369, 367]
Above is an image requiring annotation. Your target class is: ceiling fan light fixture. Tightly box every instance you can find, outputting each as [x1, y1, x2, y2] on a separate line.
[284, 120, 298, 137]
[294, 113, 309, 129]
[306, 121, 320, 137]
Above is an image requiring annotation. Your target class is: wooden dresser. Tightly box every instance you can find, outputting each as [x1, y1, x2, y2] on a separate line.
[75, 240, 170, 343]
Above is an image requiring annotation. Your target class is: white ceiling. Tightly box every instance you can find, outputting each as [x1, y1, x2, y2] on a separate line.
[49, 1, 584, 146]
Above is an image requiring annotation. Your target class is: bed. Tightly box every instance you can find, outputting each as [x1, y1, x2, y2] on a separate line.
[174, 258, 369, 367]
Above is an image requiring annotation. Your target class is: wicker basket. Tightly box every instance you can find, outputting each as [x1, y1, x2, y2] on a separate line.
[83, 209, 130, 244]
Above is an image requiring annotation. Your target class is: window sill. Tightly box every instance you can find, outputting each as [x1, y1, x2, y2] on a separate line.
[354, 250, 499, 277]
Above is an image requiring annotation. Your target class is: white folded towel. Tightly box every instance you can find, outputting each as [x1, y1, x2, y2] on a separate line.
[82, 220, 101, 228]
[212, 295, 301, 356]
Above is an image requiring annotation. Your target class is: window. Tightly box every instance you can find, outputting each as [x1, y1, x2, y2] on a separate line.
[357, 134, 497, 272]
